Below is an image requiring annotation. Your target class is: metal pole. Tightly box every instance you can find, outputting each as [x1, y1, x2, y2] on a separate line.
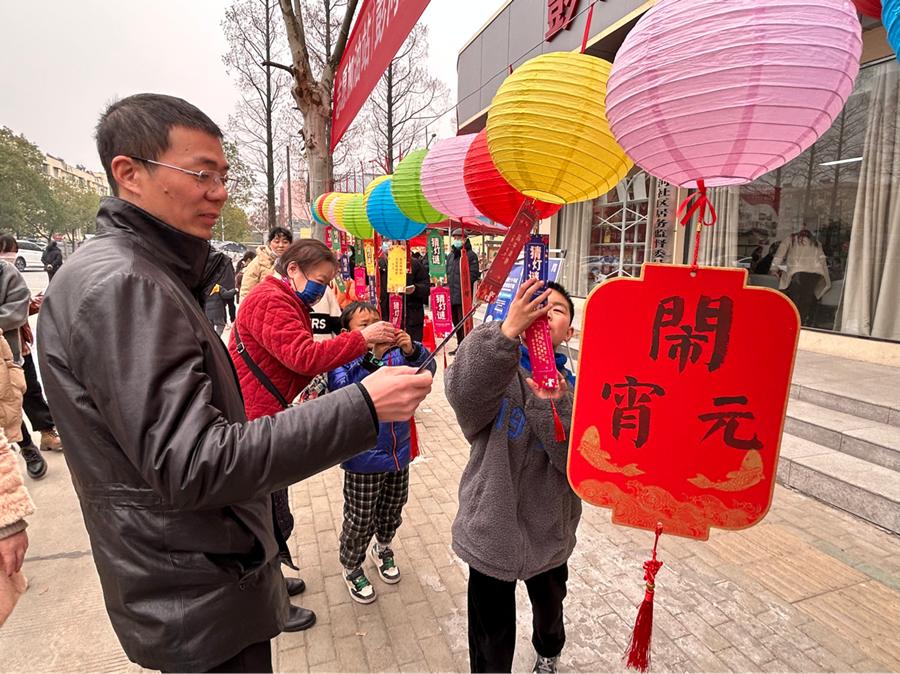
[286, 143, 293, 229]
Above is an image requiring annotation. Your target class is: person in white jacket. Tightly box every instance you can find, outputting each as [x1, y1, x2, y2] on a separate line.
[772, 230, 831, 326]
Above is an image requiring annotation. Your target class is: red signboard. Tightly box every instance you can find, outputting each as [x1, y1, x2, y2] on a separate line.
[430, 286, 453, 337]
[331, 0, 432, 151]
[389, 293, 404, 329]
[568, 264, 799, 540]
[546, 0, 581, 40]
[475, 200, 542, 304]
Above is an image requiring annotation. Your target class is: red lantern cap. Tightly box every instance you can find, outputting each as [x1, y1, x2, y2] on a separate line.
[852, 0, 882, 18]
[464, 130, 562, 227]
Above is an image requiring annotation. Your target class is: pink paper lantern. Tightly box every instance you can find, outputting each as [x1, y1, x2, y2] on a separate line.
[327, 194, 348, 233]
[607, 0, 863, 188]
[420, 134, 483, 218]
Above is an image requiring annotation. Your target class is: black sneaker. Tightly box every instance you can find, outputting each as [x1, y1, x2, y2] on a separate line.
[21, 445, 47, 480]
[344, 568, 377, 604]
[369, 543, 401, 584]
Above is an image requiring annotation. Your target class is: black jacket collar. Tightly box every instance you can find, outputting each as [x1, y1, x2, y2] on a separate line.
[97, 197, 210, 291]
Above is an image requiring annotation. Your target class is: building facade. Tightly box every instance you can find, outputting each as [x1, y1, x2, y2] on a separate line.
[278, 179, 310, 230]
[457, 0, 900, 350]
[42, 153, 109, 196]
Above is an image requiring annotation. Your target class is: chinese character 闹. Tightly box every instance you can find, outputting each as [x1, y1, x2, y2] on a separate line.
[698, 396, 762, 450]
[649, 295, 733, 372]
[601, 376, 666, 449]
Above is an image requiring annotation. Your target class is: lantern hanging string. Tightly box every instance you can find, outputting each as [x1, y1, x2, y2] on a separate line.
[582, 2, 597, 53]
[676, 179, 717, 273]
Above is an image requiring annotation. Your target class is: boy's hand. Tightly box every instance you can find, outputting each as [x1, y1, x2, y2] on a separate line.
[396, 331, 415, 355]
[526, 373, 568, 400]
[210, 284, 221, 295]
[361, 321, 397, 346]
[501, 278, 552, 341]
[361, 366, 433, 421]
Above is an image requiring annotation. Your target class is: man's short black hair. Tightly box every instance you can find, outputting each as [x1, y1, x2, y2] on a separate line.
[268, 226, 293, 243]
[96, 93, 223, 196]
[340, 301, 379, 331]
[546, 281, 575, 326]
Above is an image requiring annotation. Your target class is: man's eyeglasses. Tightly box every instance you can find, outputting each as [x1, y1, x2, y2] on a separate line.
[129, 156, 233, 192]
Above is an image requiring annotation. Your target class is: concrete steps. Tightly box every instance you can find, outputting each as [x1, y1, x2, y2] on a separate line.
[779, 390, 900, 535]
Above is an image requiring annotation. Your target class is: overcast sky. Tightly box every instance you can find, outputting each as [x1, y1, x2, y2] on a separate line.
[0, 0, 501, 172]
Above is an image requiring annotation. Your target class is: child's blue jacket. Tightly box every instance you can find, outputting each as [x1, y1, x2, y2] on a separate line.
[328, 343, 435, 473]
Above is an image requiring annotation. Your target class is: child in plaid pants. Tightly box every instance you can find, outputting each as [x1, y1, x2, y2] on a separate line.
[328, 302, 435, 604]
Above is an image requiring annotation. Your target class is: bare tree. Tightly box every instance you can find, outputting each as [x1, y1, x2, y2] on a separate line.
[223, 0, 293, 228]
[362, 25, 449, 174]
[274, 0, 360, 239]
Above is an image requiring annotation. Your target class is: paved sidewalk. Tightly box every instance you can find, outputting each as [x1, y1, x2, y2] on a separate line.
[2, 367, 899, 673]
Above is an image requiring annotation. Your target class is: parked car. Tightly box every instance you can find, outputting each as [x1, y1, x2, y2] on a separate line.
[14, 239, 45, 271]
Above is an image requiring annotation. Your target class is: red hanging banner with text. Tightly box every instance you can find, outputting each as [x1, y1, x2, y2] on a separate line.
[331, 0, 432, 151]
[476, 199, 542, 304]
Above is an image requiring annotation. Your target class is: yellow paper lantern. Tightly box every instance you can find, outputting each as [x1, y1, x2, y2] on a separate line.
[486, 52, 633, 205]
[322, 192, 341, 225]
[331, 193, 356, 231]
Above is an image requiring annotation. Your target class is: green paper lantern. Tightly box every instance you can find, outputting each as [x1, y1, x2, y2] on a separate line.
[343, 194, 374, 239]
[391, 149, 446, 224]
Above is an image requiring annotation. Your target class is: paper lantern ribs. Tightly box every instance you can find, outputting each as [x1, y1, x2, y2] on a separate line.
[391, 150, 447, 224]
[487, 52, 633, 204]
[420, 134, 483, 218]
[464, 130, 563, 227]
[607, 0, 863, 187]
[367, 178, 428, 240]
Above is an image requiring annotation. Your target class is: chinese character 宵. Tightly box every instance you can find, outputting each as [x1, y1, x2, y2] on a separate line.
[602, 376, 666, 449]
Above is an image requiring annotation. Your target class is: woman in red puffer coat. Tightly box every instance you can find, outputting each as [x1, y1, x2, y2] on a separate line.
[228, 239, 397, 631]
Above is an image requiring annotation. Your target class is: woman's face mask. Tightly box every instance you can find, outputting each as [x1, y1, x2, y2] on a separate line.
[294, 278, 327, 306]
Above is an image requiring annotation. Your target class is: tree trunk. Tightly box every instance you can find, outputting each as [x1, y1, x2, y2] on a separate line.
[305, 106, 332, 240]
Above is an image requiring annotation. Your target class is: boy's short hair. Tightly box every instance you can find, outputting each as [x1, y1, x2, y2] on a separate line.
[546, 281, 575, 326]
[340, 301, 379, 331]
[96, 93, 223, 196]
[268, 226, 293, 243]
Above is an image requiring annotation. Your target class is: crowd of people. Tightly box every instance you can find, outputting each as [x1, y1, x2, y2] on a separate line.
[0, 93, 584, 674]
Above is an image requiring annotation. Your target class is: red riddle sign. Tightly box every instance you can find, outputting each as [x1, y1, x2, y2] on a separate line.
[568, 264, 800, 540]
[331, 0, 431, 151]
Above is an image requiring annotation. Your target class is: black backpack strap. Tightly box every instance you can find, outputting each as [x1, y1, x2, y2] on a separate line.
[232, 326, 290, 409]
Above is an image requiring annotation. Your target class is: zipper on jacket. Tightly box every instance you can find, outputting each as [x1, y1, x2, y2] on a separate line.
[391, 423, 401, 471]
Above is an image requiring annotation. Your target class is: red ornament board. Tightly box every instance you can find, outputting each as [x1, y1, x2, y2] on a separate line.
[568, 264, 799, 540]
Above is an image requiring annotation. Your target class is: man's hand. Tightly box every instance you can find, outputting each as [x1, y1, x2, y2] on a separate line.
[361, 321, 397, 346]
[396, 331, 414, 355]
[501, 278, 552, 341]
[0, 529, 28, 577]
[526, 373, 568, 400]
[210, 284, 221, 295]
[361, 366, 433, 422]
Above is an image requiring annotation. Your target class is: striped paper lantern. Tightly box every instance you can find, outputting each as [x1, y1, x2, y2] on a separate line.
[391, 149, 446, 224]
[343, 194, 374, 239]
[419, 134, 483, 217]
[486, 52, 632, 204]
[463, 130, 562, 227]
[367, 178, 427, 240]
[607, 0, 862, 187]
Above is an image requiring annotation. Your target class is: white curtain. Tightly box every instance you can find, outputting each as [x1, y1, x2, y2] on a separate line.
[688, 186, 740, 267]
[556, 201, 592, 297]
[841, 63, 900, 341]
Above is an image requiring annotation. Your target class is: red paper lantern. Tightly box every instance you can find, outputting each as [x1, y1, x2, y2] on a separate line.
[853, 0, 882, 18]
[463, 130, 562, 226]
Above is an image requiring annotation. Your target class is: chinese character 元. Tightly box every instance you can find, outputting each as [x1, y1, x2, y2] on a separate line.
[698, 396, 762, 450]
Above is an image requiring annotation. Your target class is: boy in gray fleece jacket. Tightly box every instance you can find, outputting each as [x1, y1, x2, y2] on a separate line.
[445, 278, 582, 674]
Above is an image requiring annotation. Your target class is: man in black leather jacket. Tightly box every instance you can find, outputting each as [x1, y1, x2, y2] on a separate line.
[36, 93, 432, 673]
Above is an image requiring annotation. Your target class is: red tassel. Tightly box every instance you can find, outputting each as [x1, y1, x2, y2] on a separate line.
[550, 399, 567, 443]
[409, 417, 420, 460]
[625, 523, 664, 672]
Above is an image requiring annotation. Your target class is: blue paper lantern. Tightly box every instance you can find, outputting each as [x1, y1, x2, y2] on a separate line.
[886, 0, 900, 61]
[365, 178, 427, 240]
